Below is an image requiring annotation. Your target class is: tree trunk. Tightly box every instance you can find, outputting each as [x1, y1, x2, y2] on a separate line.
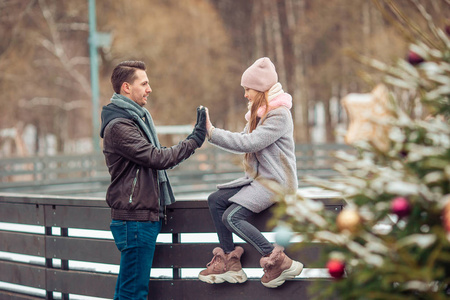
[363, 1, 371, 54]
[262, 0, 275, 59]
[253, 1, 264, 58]
[285, 0, 309, 143]
[324, 93, 335, 143]
[268, 0, 286, 87]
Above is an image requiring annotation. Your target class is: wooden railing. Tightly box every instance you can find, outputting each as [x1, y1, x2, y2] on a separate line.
[0, 143, 352, 197]
[0, 193, 344, 300]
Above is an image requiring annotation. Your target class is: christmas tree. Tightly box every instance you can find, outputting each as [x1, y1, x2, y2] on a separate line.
[269, 1, 450, 299]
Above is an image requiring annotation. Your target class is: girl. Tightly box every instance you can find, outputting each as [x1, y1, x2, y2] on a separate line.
[198, 57, 303, 288]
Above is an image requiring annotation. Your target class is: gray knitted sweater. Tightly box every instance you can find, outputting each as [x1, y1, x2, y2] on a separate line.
[209, 106, 297, 213]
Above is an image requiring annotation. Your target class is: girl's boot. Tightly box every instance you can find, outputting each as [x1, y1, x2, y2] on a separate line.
[198, 246, 247, 284]
[260, 246, 303, 288]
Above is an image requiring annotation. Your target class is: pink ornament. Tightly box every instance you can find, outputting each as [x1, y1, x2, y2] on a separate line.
[391, 197, 411, 218]
[327, 259, 345, 278]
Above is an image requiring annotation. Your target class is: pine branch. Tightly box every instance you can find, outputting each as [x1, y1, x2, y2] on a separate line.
[371, 0, 416, 44]
[410, 0, 450, 49]
[384, 0, 440, 49]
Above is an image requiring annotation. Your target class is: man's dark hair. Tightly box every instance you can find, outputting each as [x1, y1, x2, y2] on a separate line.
[111, 61, 146, 93]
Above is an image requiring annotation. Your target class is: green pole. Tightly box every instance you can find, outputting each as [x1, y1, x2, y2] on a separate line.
[88, 0, 100, 153]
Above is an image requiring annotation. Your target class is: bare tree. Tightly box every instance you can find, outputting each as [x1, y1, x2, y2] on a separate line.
[285, 0, 310, 142]
[2, 0, 446, 156]
[0, 0, 92, 154]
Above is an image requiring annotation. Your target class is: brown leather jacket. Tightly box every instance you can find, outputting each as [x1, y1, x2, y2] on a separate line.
[102, 118, 198, 221]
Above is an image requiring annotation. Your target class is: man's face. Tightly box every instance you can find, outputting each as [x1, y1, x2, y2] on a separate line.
[127, 69, 152, 107]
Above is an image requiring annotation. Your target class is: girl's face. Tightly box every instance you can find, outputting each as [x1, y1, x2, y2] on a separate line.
[243, 87, 259, 103]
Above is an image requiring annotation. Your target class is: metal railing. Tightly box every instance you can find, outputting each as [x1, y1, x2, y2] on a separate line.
[0, 143, 352, 197]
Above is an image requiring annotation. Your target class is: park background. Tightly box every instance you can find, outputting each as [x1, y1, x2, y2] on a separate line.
[1, 0, 447, 157]
[0, 1, 449, 299]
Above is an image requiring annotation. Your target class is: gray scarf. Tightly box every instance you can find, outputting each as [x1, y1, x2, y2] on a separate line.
[110, 93, 175, 206]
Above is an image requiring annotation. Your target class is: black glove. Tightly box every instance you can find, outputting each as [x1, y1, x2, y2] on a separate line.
[187, 106, 207, 147]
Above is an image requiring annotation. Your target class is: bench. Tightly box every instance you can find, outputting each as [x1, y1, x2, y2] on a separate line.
[0, 192, 344, 299]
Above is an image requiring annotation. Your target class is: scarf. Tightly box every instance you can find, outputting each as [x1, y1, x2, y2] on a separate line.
[245, 82, 293, 121]
[110, 93, 175, 206]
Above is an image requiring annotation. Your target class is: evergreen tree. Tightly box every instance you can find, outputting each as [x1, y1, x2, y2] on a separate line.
[270, 1, 450, 299]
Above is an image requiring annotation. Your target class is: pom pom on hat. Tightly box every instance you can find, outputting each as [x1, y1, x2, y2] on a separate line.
[241, 57, 278, 92]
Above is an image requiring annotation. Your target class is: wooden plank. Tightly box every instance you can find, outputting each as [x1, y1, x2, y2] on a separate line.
[0, 198, 342, 233]
[44, 205, 110, 230]
[0, 231, 45, 257]
[162, 207, 273, 234]
[162, 207, 215, 233]
[0, 290, 43, 300]
[163, 202, 281, 234]
[148, 278, 337, 300]
[153, 243, 327, 268]
[0, 203, 44, 226]
[164, 203, 345, 234]
[43, 235, 327, 268]
[40, 200, 341, 233]
[46, 269, 116, 299]
[168, 200, 209, 209]
[45, 236, 119, 265]
[45, 271, 335, 300]
[0, 261, 46, 289]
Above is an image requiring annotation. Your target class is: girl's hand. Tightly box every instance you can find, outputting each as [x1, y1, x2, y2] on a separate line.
[205, 107, 215, 139]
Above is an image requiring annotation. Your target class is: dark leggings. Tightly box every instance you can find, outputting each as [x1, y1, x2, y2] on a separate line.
[207, 187, 274, 256]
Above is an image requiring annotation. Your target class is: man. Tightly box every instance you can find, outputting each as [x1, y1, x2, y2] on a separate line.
[100, 60, 206, 299]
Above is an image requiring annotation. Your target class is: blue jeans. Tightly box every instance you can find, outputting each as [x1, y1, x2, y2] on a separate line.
[110, 220, 162, 300]
[208, 187, 274, 256]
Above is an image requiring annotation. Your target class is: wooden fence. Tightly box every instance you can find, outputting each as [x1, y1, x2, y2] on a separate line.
[0, 143, 352, 197]
[0, 193, 344, 300]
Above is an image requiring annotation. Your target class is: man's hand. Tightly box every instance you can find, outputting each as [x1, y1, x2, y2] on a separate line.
[187, 106, 207, 147]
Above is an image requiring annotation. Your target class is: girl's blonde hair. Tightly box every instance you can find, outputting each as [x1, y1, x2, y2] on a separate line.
[247, 90, 269, 133]
[244, 90, 269, 173]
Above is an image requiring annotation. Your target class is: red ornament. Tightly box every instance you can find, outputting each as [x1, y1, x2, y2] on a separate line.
[391, 197, 411, 218]
[407, 50, 424, 65]
[327, 259, 345, 278]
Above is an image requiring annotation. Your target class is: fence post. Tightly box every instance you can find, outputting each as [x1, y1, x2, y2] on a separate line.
[61, 227, 69, 300]
[45, 220, 54, 300]
[172, 233, 181, 279]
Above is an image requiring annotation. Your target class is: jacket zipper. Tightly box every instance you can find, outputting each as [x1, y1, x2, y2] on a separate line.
[164, 206, 167, 225]
[129, 168, 140, 203]
[156, 172, 167, 224]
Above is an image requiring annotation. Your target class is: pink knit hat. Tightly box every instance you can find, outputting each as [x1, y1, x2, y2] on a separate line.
[241, 57, 278, 92]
